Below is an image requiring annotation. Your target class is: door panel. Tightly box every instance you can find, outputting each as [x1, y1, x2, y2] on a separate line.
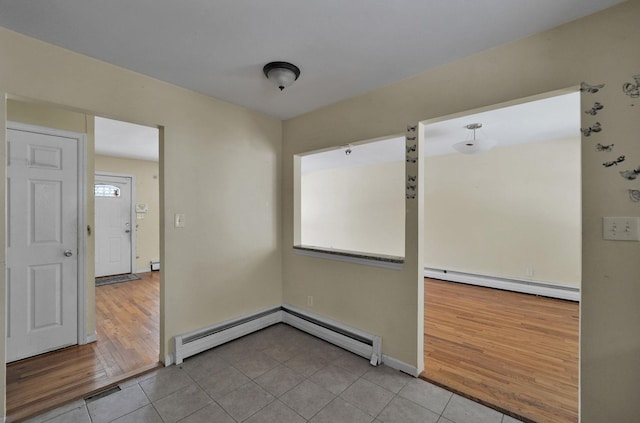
[7, 127, 79, 362]
[95, 174, 132, 277]
[31, 263, 63, 329]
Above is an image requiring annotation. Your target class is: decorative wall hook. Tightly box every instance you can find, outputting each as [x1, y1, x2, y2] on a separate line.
[581, 122, 602, 136]
[596, 143, 614, 152]
[580, 82, 605, 93]
[603, 156, 625, 167]
[620, 166, 640, 180]
[622, 74, 640, 98]
[585, 102, 604, 116]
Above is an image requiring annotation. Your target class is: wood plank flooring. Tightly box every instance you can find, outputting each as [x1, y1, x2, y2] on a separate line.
[422, 278, 579, 423]
[6, 271, 161, 422]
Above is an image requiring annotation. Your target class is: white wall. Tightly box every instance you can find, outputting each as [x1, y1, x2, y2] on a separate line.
[301, 161, 405, 256]
[425, 137, 581, 287]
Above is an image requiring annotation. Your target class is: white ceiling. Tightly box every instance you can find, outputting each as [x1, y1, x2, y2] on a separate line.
[301, 91, 580, 173]
[0, 0, 623, 120]
[94, 117, 159, 162]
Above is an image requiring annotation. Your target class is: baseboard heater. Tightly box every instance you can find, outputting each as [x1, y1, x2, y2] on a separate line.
[282, 305, 382, 366]
[173, 304, 382, 366]
[424, 268, 580, 301]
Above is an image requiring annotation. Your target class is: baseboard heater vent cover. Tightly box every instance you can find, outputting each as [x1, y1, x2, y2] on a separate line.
[173, 305, 382, 366]
[281, 304, 382, 366]
[174, 307, 282, 365]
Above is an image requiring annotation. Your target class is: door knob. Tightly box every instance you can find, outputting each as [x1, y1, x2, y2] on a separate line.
[63, 249, 73, 257]
[125, 229, 131, 233]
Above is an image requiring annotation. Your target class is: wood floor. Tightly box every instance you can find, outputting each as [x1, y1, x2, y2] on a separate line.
[6, 271, 161, 422]
[422, 278, 579, 423]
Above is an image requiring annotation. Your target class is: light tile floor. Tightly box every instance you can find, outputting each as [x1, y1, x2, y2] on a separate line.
[24, 324, 524, 423]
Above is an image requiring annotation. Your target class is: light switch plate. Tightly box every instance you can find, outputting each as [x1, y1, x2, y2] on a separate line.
[174, 213, 186, 228]
[603, 217, 640, 241]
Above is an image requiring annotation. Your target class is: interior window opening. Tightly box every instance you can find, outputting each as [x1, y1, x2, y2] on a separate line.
[296, 136, 406, 260]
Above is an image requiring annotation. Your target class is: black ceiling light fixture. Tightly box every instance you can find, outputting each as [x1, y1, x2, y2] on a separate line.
[263, 61, 300, 91]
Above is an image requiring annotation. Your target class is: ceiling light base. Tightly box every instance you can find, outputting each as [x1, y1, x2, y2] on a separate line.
[453, 122, 496, 154]
[263, 61, 301, 91]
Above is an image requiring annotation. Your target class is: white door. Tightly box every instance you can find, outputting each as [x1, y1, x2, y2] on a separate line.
[7, 127, 79, 362]
[94, 174, 133, 277]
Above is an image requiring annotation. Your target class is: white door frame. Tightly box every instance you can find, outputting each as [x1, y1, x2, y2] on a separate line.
[7, 121, 89, 346]
[94, 172, 137, 276]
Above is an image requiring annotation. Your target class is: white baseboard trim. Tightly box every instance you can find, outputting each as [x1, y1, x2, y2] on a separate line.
[424, 268, 580, 301]
[382, 354, 420, 377]
[164, 353, 175, 366]
[136, 267, 151, 273]
[86, 332, 97, 343]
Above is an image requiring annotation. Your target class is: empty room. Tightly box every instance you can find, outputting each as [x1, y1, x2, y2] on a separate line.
[1, 1, 639, 422]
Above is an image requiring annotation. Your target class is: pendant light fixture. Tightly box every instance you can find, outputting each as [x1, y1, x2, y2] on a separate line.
[263, 61, 300, 91]
[453, 123, 497, 154]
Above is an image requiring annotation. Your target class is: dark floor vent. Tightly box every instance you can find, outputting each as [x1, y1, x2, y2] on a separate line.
[84, 386, 122, 403]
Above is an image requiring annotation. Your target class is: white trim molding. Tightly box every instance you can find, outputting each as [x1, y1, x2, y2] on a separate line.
[293, 246, 404, 270]
[85, 332, 97, 344]
[424, 268, 580, 301]
[382, 354, 420, 377]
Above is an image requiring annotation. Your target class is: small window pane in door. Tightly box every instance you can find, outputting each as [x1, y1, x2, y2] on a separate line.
[94, 184, 120, 198]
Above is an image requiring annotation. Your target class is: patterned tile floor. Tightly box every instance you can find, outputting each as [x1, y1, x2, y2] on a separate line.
[24, 324, 523, 423]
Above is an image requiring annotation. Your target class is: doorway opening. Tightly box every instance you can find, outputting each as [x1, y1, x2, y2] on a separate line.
[5, 99, 162, 422]
[93, 116, 161, 381]
[420, 89, 581, 423]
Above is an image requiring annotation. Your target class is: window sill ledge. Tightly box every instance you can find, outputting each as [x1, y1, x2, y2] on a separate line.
[293, 245, 404, 270]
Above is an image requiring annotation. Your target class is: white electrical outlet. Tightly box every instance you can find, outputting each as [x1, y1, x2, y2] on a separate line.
[603, 217, 640, 241]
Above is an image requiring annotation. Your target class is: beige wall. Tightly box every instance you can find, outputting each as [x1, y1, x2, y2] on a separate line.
[6, 99, 98, 337]
[283, 2, 640, 421]
[2, 1, 639, 421]
[0, 25, 282, 419]
[301, 161, 405, 256]
[300, 135, 581, 287]
[95, 155, 160, 272]
[425, 137, 581, 287]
